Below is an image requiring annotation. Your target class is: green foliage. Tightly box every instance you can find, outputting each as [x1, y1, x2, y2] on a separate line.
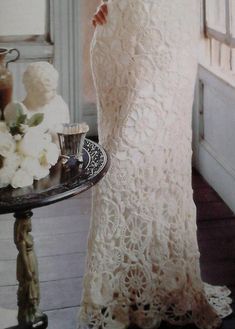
[9, 125, 22, 136]
[16, 114, 27, 125]
[15, 104, 23, 118]
[27, 113, 44, 127]
[8, 105, 44, 136]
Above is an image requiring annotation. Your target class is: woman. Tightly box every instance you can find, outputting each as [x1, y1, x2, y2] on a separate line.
[79, 1, 232, 328]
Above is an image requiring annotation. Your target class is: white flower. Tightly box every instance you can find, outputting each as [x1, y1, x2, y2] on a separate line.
[44, 143, 60, 166]
[11, 168, 34, 188]
[0, 120, 59, 188]
[42, 132, 52, 144]
[4, 153, 21, 172]
[33, 165, 50, 180]
[19, 124, 29, 134]
[0, 167, 14, 188]
[0, 132, 16, 157]
[18, 130, 51, 158]
[21, 157, 50, 180]
[14, 134, 22, 141]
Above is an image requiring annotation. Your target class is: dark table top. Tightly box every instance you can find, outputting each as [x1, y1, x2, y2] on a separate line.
[0, 139, 110, 214]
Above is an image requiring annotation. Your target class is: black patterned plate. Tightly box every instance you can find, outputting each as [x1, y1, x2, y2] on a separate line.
[0, 139, 110, 214]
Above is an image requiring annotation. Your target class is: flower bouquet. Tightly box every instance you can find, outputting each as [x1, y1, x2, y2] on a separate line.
[0, 104, 60, 188]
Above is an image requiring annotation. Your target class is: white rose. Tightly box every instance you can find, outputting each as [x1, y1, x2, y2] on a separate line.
[33, 165, 50, 180]
[11, 168, 34, 188]
[4, 153, 21, 172]
[42, 132, 52, 144]
[18, 130, 51, 158]
[21, 157, 50, 180]
[0, 166, 14, 188]
[0, 132, 16, 157]
[19, 124, 29, 134]
[14, 134, 22, 141]
[44, 143, 60, 166]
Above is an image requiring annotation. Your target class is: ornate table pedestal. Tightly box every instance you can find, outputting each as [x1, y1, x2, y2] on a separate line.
[0, 139, 109, 329]
[10, 210, 48, 329]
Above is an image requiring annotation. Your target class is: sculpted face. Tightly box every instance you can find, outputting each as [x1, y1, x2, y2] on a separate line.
[25, 84, 56, 107]
[23, 62, 59, 107]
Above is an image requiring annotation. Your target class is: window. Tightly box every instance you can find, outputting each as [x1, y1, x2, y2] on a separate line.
[231, 1, 235, 35]
[204, 0, 235, 72]
[0, 0, 47, 41]
[0, 0, 54, 101]
[205, 0, 235, 46]
[0, 0, 52, 59]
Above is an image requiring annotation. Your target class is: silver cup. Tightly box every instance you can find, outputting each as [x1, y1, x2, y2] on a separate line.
[57, 123, 88, 163]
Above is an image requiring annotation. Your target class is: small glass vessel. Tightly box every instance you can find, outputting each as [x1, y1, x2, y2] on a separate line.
[0, 48, 20, 120]
[57, 123, 89, 163]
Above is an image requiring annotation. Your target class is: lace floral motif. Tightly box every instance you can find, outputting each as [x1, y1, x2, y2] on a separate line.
[79, 1, 232, 328]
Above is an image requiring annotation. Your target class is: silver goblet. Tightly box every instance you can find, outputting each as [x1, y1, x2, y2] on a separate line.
[57, 123, 89, 163]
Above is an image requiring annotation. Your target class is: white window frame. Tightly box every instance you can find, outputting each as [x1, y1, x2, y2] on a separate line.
[0, 1, 53, 62]
[204, 0, 235, 47]
[52, 0, 82, 123]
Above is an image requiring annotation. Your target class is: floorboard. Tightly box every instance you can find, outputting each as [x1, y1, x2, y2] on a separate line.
[193, 168, 235, 329]
[0, 253, 85, 286]
[46, 307, 79, 329]
[0, 277, 82, 311]
[0, 168, 235, 328]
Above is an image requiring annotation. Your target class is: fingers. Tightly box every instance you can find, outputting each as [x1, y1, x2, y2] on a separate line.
[100, 3, 108, 16]
[92, 4, 108, 27]
[99, 8, 107, 23]
[92, 19, 97, 28]
[94, 13, 104, 26]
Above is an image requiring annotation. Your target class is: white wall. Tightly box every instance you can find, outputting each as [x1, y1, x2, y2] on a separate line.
[0, 0, 46, 36]
[193, 35, 235, 213]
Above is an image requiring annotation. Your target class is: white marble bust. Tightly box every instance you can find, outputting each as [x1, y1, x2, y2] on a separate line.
[5, 62, 70, 142]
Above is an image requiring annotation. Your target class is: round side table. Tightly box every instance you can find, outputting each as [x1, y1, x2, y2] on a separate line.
[0, 139, 110, 329]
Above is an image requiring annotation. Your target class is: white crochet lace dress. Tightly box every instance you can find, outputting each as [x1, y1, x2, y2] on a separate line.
[79, 1, 232, 328]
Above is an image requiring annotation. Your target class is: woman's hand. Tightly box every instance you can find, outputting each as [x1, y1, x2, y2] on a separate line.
[92, 3, 108, 27]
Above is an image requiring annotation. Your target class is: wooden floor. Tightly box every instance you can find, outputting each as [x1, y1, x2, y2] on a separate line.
[0, 168, 235, 328]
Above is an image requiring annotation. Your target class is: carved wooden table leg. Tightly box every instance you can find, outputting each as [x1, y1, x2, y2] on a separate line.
[7, 210, 48, 329]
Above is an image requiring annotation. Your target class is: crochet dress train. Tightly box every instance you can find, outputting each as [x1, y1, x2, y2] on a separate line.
[79, 1, 232, 328]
